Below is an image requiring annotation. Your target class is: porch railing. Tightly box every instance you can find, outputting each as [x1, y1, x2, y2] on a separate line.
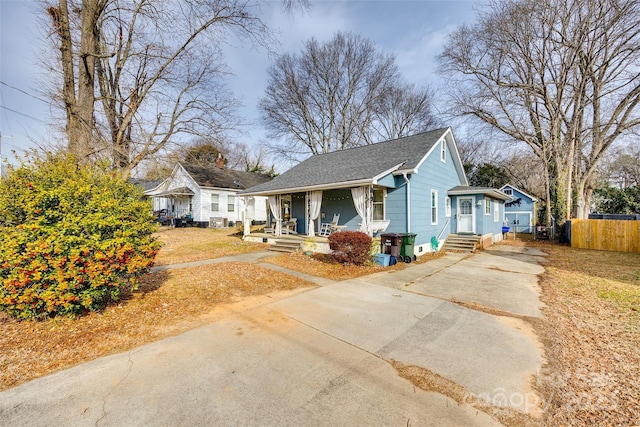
[437, 218, 451, 240]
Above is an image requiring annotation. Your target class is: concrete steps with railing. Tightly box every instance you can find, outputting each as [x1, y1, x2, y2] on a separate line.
[442, 234, 481, 253]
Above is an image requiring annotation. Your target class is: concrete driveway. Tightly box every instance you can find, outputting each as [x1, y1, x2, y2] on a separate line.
[0, 245, 546, 426]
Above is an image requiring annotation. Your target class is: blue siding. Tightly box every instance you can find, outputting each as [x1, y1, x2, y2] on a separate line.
[291, 192, 306, 234]
[385, 177, 407, 232]
[451, 194, 506, 236]
[407, 141, 462, 247]
[321, 189, 359, 230]
[503, 185, 536, 233]
[478, 197, 505, 235]
[377, 173, 396, 188]
[299, 134, 472, 248]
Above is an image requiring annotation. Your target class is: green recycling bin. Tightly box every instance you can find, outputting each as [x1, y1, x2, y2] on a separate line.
[399, 233, 417, 263]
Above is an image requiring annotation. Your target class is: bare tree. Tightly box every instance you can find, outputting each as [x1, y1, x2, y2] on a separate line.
[364, 83, 440, 144]
[259, 32, 437, 159]
[501, 152, 547, 201]
[45, 0, 306, 177]
[599, 145, 640, 188]
[439, 0, 640, 223]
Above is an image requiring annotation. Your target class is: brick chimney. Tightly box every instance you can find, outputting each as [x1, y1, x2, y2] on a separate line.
[216, 153, 224, 168]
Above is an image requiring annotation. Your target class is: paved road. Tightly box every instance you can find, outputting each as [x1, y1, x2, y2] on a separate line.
[0, 245, 547, 426]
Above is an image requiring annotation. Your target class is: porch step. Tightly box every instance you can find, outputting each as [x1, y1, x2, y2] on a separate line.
[268, 239, 301, 253]
[442, 234, 481, 253]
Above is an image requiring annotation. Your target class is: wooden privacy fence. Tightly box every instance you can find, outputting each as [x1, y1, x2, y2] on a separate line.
[570, 219, 640, 253]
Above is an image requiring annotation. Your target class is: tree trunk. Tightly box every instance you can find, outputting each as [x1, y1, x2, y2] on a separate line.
[53, 1, 79, 157]
[51, 0, 98, 162]
[74, 0, 99, 162]
[575, 172, 597, 219]
[549, 159, 570, 226]
[543, 164, 552, 226]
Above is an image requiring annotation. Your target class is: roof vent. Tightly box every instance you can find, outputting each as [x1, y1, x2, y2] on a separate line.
[234, 180, 242, 188]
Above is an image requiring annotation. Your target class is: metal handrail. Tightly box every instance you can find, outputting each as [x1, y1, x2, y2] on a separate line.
[437, 217, 451, 240]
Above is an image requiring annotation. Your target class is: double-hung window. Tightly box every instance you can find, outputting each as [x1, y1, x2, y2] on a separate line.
[373, 188, 385, 220]
[227, 195, 235, 212]
[211, 194, 219, 212]
[431, 190, 438, 225]
[485, 197, 491, 215]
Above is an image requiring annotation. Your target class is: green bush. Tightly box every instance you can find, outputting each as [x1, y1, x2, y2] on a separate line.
[327, 231, 373, 265]
[0, 153, 161, 320]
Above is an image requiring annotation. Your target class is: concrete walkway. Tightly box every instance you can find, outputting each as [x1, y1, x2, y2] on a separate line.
[152, 251, 336, 287]
[0, 245, 548, 426]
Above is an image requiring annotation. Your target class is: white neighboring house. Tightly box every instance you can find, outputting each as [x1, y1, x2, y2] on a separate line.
[145, 163, 272, 226]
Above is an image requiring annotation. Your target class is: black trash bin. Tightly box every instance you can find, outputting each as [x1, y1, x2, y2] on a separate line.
[399, 233, 417, 263]
[380, 233, 401, 258]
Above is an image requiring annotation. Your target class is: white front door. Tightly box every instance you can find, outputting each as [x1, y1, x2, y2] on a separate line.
[457, 197, 475, 233]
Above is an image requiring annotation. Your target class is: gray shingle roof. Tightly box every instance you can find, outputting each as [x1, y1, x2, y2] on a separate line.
[181, 163, 272, 190]
[241, 128, 450, 195]
[130, 178, 164, 191]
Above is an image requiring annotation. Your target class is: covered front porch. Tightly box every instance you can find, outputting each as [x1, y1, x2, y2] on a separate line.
[241, 186, 391, 240]
[152, 186, 195, 224]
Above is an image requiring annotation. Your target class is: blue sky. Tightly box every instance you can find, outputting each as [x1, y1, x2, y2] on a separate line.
[0, 0, 480, 170]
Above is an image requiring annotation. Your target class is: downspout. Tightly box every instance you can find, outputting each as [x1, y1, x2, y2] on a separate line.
[403, 173, 411, 232]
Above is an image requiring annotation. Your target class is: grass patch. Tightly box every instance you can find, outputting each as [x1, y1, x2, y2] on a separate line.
[153, 226, 267, 266]
[517, 240, 640, 426]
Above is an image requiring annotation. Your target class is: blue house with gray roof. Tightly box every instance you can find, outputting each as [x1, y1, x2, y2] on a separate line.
[240, 127, 511, 255]
[500, 184, 537, 233]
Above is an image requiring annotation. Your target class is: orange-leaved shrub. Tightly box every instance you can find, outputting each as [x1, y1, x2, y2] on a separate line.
[327, 231, 373, 265]
[0, 153, 161, 320]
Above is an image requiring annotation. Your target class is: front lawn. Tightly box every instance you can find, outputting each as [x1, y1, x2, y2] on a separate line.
[152, 226, 267, 266]
[530, 241, 640, 426]
[2, 228, 638, 426]
[0, 229, 313, 391]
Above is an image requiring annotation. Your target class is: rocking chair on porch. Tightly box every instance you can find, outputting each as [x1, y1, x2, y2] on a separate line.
[319, 214, 342, 236]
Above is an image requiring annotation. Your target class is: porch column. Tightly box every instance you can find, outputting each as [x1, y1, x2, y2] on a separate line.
[242, 196, 250, 236]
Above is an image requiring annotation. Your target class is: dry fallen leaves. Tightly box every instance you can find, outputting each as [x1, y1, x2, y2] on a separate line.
[0, 262, 313, 391]
[152, 226, 267, 266]
[510, 239, 640, 426]
[2, 228, 639, 427]
[0, 228, 311, 391]
[264, 250, 445, 280]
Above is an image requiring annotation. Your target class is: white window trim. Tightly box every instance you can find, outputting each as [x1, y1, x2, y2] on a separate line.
[484, 197, 491, 215]
[211, 193, 219, 212]
[440, 140, 446, 163]
[494, 200, 499, 222]
[431, 189, 438, 225]
[445, 196, 451, 217]
[228, 194, 235, 212]
[373, 187, 386, 221]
